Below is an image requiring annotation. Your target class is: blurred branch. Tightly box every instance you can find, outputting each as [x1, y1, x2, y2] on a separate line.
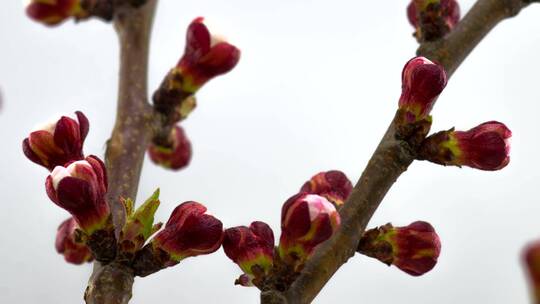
[261, 0, 537, 303]
[418, 0, 534, 76]
[85, 1, 158, 303]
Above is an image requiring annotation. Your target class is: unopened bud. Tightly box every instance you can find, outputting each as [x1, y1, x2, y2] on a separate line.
[55, 217, 93, 264]
[407, 0, 460, 42]
[279, 193, 340, 266]
[399, 57, 447, 123]
[300, 170, 352, 208]
[148, 125, 192, 171]
[524, 240, 540, 303]
[223, 221, 275, 287]
[133, 201, 223, 277]
[152, 17, 240, 115]
[418, 121, 511, 171]
[45, 155, 110, 234]
[358, 221, 441, 276]
[23, 111, 88, 171]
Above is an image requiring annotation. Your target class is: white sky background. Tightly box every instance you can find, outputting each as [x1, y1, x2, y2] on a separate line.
[1, 0, 540, 303]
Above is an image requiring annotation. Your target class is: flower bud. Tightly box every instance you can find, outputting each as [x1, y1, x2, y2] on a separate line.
[152, 17, 240, 116]
[279, 193, 340, 264]
[25, 0, 87, 26]
[23, 111, 89, 171]
[148, 125, 192, 171]
[523, 240, 540, 303]
[45, 155, 109, 234]
[418, 121, 511, 171]
[55, 217, 93, 264]
[399, 57, 447, 122]
[358, 221, 441, 276]
[300, 170, 353, 208]
[133, 201, 223, 276]
[223, 221, 275, 287]
[119, 189, 162, 260]
[176, 17, 241, 93]
[407, 0, 460, 42]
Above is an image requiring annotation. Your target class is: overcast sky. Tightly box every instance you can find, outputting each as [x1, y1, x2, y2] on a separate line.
[1, 1, 540, 303]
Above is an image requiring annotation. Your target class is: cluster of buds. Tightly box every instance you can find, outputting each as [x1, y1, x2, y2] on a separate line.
[153, 17, 240, 120]
[223, 171, 346, 289]
[407, 0, 460, 42]
[358, 221, 441, 276]
[223, 222, 275, 287]
[418, 121, 512, 171]
[398, 56, 447, 124]
[24, 0, 118, 26]
[133, 201, 224, 277]
[148, 125, 192, 171]
[23, 111, 88, 171]
[300, 170, 353, 208]
[524, 240, 540, 303]
[279, 193, 341, 269]
[23, 112, 116, 262]
[56, 217, 93, 264]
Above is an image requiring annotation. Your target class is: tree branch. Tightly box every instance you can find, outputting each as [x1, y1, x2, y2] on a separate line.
[262, 0, 536, 303]
[418, 0, 531, 76]
[105, 0, 157, 236]
[85, 1, 158, 303]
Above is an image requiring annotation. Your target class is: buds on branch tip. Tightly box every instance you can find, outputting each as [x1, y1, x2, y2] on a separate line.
[407, 0, 460, 42]
[279, 193, 340, 267]
[300, 170, 353, 208]
[23, 111, 88, 171]
[178, 17, 241, 93]
[153, 17, 240, 116]
[418, 121, 511, 171]
[148, 125, 192, 170]
[523, 240, 540, 303]
[399, 56, 447, 123]
[46, 155, 110, 234]
[56, 217, 93, 264]
[358, 221, 441, 276]
[223, 222, 275, 287]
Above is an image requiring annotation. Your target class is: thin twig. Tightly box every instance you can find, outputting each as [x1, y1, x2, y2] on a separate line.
[262, 0, 535, 303]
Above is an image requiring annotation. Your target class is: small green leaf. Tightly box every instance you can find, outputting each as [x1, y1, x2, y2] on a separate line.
[129, 188, 161, 240]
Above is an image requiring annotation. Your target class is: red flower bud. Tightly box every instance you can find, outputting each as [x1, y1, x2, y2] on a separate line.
[279, 194, 340, 263]
[523, 240, 540, 303]
[300, 170, 353, 208]
[223, 221, 275, 286]
[148, 125, 192, 170]
[152, 201, 223, 263]
[55, 217, 93, 264]
[407, 0, 460, 42]
[23, 111, 89, 171]
[399, 57, 447, 122]
[25, 0, 87, 26]
[419, 121, 511, 171]
[45, 155, 109, 234]
[173, 17, 240, 94]
[358, 221, 441, 276]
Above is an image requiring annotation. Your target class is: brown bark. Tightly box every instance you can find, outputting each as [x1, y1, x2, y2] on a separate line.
[85, 1, 158, 303]
[261, 0, 536, 303]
